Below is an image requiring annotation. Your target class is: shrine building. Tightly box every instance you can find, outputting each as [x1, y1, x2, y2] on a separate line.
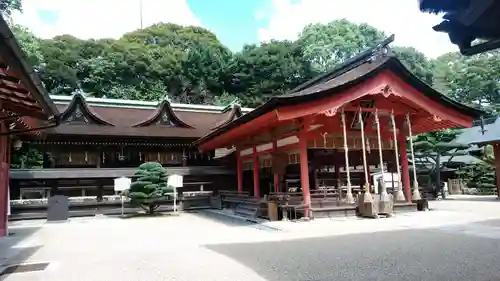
[195, 35, 482, 218]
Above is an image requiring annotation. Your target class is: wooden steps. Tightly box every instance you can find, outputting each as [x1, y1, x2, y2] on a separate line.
[234, 199, 260, 219]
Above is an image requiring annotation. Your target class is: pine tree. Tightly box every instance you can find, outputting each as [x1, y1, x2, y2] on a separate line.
[127, 162, 174, 214]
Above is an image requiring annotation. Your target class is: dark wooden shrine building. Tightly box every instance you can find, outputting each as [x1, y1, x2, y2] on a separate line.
[419, 0, 500, 55]
[196, 36, 481, 218]
[0, 16, 59, 237]
[10, 93, 251, 199]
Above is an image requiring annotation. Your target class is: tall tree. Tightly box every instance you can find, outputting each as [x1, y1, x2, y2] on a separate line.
[392, 46, 434, 85]
[433, 51, 500, 107]
[11, 24, 44, 66]
[225, 40, 315, 107]
[297, 20, 385, 73]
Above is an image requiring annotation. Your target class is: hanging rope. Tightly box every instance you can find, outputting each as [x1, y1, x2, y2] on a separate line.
[358, 109, 369, 188]
[406, 113, 421, 200]
[374, 109, 386, 193]
[390, 111, 405, 201]
[341, 109, 354, 203]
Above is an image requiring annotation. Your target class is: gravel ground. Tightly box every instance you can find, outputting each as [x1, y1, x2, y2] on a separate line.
[2, 198, 500, 281]
[206, 222, 500, 281]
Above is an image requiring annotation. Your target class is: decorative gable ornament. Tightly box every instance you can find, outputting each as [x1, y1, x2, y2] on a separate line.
[61, 93, 114, 126]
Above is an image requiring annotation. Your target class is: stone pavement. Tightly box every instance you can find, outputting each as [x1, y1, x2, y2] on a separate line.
[1, 197, 500, 280]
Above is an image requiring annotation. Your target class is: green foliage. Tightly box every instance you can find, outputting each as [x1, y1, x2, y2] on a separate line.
[297, 20, 385, 73]
[10, 144, 43, 169]
[128, 162, 173, 214]
[11, 25, 43, 66]
[465, 161, 496, 193]
[7, 17, 500, 112]
[412, 129, 471, 174]
[0, 0, 21, 17]
[226, 40, 315, 106]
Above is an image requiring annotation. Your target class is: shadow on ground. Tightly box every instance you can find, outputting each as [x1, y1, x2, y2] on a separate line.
[188, 210, 282, 232]
[0, 226, 42, 268]
[445, 196, 498, 202]
[205, 227, 500, 281]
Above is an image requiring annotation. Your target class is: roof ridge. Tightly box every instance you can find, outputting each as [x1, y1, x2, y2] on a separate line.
[289, 34, 395, 94]
[50, 95, 254, 113]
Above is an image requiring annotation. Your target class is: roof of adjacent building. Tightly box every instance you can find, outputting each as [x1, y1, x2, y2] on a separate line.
[195, 35, 483, 146]
[47, 94, 253, 139]
[454, 116, 500, 145]
[419, 0, 500, 55]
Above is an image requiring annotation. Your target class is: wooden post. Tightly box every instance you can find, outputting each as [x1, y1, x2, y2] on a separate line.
[182, 148, 187, 166]
[398, 133, 411, 202]
[494, 144, 500, 199]
[252, 148, 260, 198]
[237, 149, 243, 194]
[272, 141, 279, 193]
[299, 134, 311, 217]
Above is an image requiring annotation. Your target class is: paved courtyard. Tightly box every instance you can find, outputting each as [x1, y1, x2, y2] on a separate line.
[2, 196, 500, 280]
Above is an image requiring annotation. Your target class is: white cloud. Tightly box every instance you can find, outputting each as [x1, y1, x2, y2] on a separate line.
[11, 0, 201, 40]
[257, 0, 456, 58]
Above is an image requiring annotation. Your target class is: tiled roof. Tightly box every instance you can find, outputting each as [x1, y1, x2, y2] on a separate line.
[46, 94, 253, 139]
[454, 116, 500, 145]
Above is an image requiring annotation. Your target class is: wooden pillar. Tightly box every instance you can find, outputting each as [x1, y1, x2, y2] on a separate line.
[182, 148, 187, 167]
[299, 135, 311, 217]
[398, 134, 411, 202]
[237, 150, 243, 194]
[252, 148, 260, 198]
[334, 161, 341, 189]
[494, 144, 500, 198]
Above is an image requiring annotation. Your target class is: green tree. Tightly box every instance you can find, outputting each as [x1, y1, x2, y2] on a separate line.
[225, 40, 315, 106]
[392, 46, 434, 85]
[11, 25, 44, 66]
[411, 129, 471, 197]
[464, 147, 496, 194]
[433, 51, 500, 106]
[0, 0, 21, 17]
[297, 20, 385, 73]
[10, 145, 43, 169]
[127, 162, 174, 214]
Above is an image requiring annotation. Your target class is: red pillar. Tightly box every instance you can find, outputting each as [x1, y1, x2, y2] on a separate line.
[494, 144, 500, 198]
[0, 123, 8, 238]
[236, 150, 243, 194]
[252, 148, 260, 198]
[299, 135, 311, 217]
[398, 133, 411, 202]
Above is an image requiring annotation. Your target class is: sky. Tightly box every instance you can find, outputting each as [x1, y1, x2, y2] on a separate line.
[11, 0, 456, 58]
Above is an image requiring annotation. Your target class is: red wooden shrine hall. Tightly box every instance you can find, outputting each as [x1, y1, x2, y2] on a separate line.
[0, 16, 59, 238]
[196, 35, 482, 217]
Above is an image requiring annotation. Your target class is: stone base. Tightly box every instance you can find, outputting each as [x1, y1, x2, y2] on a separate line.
[378, 192, 394, 216]
[357, 193, 379, 218]
[414, 199, 429, 211]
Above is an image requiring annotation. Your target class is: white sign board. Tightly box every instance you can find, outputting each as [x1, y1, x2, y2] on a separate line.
[114, 177, 131, 192]
[167, 174, 183, 188]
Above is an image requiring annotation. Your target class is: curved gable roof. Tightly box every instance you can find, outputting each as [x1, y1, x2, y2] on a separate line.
[132, 99, 194, 128]
[60, 93, 114, 126]
[212, 104, 243, 130]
